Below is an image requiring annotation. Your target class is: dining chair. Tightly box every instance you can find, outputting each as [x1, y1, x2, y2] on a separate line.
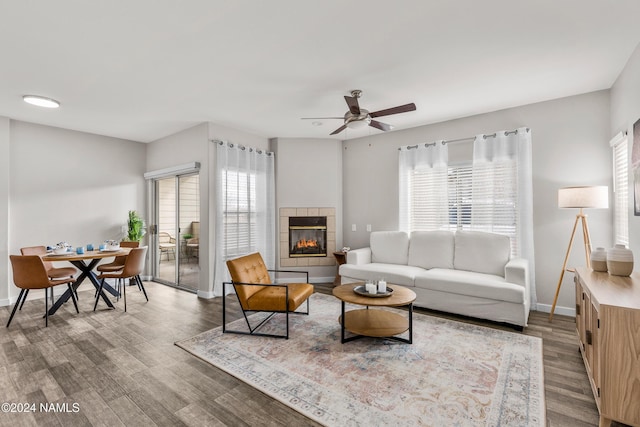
[96, 241, 141, 296]
[7, 255, 79, 327]
[223, 252, 314, 339]
[93, 246, 148, 312]
[20, 245, 77, 304]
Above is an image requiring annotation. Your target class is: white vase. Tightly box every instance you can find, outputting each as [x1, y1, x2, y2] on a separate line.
[607, 244, 634, 277]
[590, 247, 608, 272]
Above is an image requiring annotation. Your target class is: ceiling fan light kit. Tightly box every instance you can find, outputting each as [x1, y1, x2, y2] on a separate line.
[303, 89, 415, 135]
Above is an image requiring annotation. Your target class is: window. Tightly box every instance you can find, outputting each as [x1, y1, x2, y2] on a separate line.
[407, 161, 518, 255]
[214, 141, 275, 296]
[611, 132, 629, 246]
[221, 169, 258, 258]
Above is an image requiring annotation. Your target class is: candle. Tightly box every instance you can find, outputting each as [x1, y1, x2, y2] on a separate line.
[365, 283, 376, 294]
[377, 280, 387, 293]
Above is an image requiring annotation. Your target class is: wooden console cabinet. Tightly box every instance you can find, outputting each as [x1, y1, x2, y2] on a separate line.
[574, 268, 640, 427]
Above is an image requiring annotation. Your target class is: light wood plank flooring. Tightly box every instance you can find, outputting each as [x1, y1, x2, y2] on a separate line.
[0, 281, 624, 426]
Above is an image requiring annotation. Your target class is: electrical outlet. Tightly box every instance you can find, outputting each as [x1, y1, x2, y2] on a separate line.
[351, 224, 357, 232]
[366, 224, 371, 232]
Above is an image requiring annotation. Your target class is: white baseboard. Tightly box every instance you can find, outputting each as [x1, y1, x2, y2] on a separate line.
[0, 297, 13, 307]
[535, 303, 575, 318]
[197, 290, 215, 299]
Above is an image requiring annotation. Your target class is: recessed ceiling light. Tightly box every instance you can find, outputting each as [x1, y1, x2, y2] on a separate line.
[312, 121, 323, 126]
[23, 95, 60, 108]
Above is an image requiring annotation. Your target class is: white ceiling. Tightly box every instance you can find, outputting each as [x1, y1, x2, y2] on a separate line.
[2, 1, 640, 143]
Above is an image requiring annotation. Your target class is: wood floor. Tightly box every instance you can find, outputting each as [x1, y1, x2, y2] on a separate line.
[0, 281, 622, 426]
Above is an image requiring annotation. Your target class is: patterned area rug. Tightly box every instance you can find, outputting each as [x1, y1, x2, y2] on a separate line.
[175, 293, 545, 426]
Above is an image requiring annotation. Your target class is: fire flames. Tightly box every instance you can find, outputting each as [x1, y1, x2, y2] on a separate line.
[295, 238, 319, 249]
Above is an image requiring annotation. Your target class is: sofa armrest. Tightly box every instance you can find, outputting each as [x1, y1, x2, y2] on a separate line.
[346, 248, 372, 265]
[505, 258, 528, 288]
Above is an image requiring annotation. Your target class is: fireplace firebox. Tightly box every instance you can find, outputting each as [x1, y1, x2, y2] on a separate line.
[289, 216, 327, 257]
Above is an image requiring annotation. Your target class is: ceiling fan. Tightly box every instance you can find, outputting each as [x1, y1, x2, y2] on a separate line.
[302, 90, 416, 135]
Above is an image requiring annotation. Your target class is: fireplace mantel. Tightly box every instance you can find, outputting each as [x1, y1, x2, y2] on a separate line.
[280, 207, 336, 267]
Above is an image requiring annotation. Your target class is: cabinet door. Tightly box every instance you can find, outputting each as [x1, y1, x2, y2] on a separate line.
[584, 291, 594, 369]
[575, 278, 584, 349]
[589, 302, 600, 394]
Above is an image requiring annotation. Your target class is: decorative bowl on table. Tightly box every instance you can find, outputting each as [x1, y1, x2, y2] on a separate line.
[53, 241, 72, 254]
[103, 240, 121, 251]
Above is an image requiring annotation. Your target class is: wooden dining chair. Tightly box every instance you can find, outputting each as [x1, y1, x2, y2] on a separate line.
[94, 247, 148, 312]
[20, 245, 77, 304]
[7, 255, 79, 327]
[223, 252, 314, 339]
[96, 241, 141, 296]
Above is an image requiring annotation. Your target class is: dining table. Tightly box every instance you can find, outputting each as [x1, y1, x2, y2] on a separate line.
[41, 248, 131, 315]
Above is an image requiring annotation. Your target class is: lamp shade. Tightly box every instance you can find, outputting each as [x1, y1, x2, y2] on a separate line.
[558, 186, 608, 209]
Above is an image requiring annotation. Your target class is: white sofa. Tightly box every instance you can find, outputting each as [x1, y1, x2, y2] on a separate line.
[339, 230, 530, 328]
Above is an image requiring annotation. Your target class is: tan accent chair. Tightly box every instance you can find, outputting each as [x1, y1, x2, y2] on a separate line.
[224, 252, 314, 339]
[94, 247, 148, 312]
[7, 255, 78, 327]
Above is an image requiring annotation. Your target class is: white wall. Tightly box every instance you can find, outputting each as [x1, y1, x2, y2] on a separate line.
[342, 91, 612, 314]
[272, 137, 343, 280]
[146, 121, 270, 298]
[611, 42, 640, 259]
[5, 120, 146, 302]
[146, 122, 209, 295]
[0, 117, 9, 306]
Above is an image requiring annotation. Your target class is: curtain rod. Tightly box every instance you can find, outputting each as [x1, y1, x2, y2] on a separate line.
[399, 127, 530, 151]
[211, 139, 273, 155]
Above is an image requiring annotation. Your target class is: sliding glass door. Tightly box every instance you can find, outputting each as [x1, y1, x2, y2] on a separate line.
[152, 173, 200, 291]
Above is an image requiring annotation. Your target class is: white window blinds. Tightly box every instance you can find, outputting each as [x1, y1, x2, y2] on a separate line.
[408, 162, 517, 255]
[610, 132, 629, 246]
[221, 170, 257, 257]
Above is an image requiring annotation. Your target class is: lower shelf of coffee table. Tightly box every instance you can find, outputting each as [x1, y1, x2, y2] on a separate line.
[339, 308, 409, 337]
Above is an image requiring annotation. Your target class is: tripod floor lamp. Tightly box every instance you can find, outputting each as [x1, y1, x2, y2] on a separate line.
[549, 186, 608, 321]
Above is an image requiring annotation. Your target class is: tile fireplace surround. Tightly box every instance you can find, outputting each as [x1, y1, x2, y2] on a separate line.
[280, 207, 336, 268]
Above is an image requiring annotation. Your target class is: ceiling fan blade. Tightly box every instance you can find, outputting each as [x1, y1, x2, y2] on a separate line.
[344, 95, 361, 115]
[300, 117, 344, 120]
[330, 124, 347, 135]
[369, 120, 393, 132]
[369, 103, 416, 118]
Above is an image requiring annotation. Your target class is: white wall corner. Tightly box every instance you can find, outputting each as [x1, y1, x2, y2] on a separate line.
[534, 303, 576, 318]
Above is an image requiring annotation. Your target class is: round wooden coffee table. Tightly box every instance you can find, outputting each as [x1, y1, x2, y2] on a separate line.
[332, 283, 416, 344]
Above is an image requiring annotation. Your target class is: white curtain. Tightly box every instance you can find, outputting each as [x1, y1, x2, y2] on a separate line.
[472, 128, 536, 306]
[213, 141, 276, 297]
[399, 141, 449, 232]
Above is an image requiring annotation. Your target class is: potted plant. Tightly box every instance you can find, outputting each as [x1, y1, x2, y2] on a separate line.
[125, 210, 146, 242]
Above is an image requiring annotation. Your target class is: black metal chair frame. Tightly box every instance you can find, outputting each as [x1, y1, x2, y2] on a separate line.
[222, 269, 310, 340]
[7, 283, 78, 328]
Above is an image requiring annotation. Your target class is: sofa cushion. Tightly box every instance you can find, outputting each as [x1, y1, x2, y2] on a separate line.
[408, 231, 454, 270]
[339, 263, 422, 288]
[414, 268, 525, 304]
[454, 231, 510, 276]
[370, 231, 409, 265]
